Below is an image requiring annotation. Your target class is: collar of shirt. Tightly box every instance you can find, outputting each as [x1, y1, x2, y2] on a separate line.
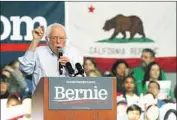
[46, 45, 57, 56]
[46, 45, 68, 57]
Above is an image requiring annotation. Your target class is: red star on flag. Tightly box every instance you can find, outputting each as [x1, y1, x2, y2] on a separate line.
[88, 5, 95, 13]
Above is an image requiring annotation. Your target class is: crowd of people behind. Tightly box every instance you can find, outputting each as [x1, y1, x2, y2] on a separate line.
[1, 47, 176, 120]
[83, 48, 176, 120]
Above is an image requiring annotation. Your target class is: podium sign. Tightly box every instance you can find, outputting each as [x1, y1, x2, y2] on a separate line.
[32, 77, 116, 120]
[49, 77, 113, 110]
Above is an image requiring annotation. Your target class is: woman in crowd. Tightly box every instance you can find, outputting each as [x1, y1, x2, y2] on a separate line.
[141, 62, 173, 99]
[111, 60, 132, 93]
[119, 76, 139, 106]
[83, 57, 102, 77]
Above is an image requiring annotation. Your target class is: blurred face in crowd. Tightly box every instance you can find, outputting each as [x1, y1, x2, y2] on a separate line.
[148, 82, 159, 98]
[0, 82, 8, 95]
[146, 105, 159, 120]
[116, 63, 127, 77]
[127, 110, 141, 120]
[84, 59, 96, 74]
[141, 52, 154, 67]
[149, 64, 160, 80]
[48, 25, 67, 54]
[117, 103, 128, 114]
[124, 77, 135, 93]
[7, 98, 21, 107]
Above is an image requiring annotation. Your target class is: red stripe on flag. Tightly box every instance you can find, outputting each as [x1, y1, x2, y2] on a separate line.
[92, 57, 177, 72]
[0, 43, 47, 52]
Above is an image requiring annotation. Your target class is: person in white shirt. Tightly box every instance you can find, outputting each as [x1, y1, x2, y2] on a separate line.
[18, 23, 83, 91]
[119, 76, 139, 106]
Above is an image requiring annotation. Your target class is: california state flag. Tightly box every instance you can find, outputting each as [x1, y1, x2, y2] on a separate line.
[66, 2, 176, 72]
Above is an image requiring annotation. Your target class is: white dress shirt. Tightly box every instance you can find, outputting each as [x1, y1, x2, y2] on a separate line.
[18, 44, 83, 91]
[118, 94, 139, 106]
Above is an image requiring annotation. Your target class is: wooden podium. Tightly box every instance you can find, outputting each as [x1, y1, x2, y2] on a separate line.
[32, 77, 117, 120]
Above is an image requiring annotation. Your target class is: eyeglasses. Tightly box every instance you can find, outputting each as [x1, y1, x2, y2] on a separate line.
[50, 36, 67, 42]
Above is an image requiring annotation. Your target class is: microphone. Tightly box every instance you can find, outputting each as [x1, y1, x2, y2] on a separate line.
[57, 47, 63, 58]
[75, 63, 85, 77]
[57, 47, 63, 75]
[65, 62, 75, 76]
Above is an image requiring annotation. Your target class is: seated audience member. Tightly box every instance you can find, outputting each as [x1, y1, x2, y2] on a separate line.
[142, 62, 173, 99]
[111, 60, 132, 93]
[159, 84, 176, 120]
[147, 81, 166, 108]
[83, 57, 101, 77]
[133, 48, 166, 95]
[0, 76, 9, 99]
[126, 104, 142, 120]
[144, 104, 159, 120]
[119, 76, 139, 106]
[7, 93, 22, 108]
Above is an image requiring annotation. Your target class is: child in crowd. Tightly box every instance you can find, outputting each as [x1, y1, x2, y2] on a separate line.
[119, 76, 139, 106]
[126, 104, 142, 120]
[147, 81, 166, 108]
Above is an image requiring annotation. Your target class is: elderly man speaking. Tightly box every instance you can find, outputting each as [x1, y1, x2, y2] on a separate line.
[18, 23, 83, 91]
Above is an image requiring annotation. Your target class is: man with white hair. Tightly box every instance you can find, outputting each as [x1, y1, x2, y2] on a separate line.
[18, 23, 83, 91]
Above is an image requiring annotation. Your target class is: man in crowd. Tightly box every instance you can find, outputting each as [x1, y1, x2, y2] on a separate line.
[133, 48, 166, 95]
[18, 23, 83, 91]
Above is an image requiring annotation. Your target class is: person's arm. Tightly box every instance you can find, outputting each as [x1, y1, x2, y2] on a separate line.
[18, 51, 37, 75]
[18, 26, 44, 75]
[11, 70, 27, 93]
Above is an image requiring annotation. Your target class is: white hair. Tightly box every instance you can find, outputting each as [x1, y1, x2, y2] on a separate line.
[46, 23, 66, 38]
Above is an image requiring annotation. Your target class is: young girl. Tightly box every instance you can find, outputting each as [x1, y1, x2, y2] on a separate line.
[119, 76, 139, 106]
